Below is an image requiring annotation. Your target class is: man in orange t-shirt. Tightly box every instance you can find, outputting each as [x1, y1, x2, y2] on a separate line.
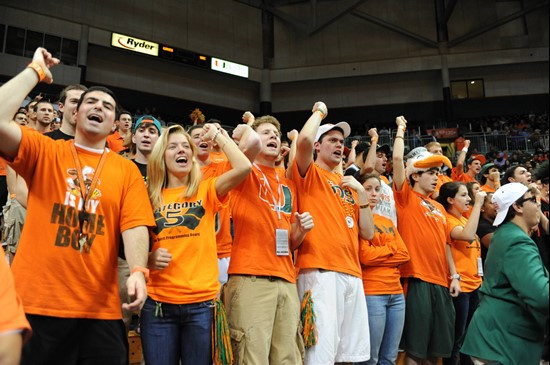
[292, 102, 375, 364]
[480, 163, 501, 193]
[224, 115, 313, 364]
[107, 110, 132, 153]
[392, 116, 461, 364]
[452, 139, 485, 183]
[0, 48, 155, 364]
[189, 122, 259, 286]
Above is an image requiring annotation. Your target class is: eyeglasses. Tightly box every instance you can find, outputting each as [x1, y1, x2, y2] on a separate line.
[516, 196, 537, 205]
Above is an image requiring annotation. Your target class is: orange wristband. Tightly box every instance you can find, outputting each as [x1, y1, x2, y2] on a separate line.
[27, 61, 46, 82]
[131, 265, 150, 281]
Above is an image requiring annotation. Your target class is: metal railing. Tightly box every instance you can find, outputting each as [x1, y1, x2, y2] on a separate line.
[347, 131, 549, 155]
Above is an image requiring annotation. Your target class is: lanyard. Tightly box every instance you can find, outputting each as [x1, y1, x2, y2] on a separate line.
[69, 141, 108, 253]
[254, 163, 282, 220]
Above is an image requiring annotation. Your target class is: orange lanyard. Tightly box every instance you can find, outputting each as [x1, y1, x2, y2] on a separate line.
[69, 142, 108, 253]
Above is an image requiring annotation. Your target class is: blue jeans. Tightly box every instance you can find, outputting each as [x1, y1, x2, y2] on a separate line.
[443, 290, 479, 365]
[359, 294, 406, 365]
[140, 297, 214, 365]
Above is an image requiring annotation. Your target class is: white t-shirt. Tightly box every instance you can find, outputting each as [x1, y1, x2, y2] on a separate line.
[372, 180, 397, 227]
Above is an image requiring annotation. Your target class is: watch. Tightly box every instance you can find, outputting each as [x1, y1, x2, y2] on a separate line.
[131, 265, 150, 281]
[450, 274, 461, 281]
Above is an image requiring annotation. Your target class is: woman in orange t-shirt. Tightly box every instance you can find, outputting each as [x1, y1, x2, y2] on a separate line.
[358, 174, 410, 365]
[140, 124, 251, 365]
[437, 182, 486, 365]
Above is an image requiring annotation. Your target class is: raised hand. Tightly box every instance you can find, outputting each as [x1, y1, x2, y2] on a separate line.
[33, 47, 60, 84]
[312, 101, 328, 118]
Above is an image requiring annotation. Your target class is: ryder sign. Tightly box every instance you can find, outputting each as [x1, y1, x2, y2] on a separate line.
[111, 33, 159, 56]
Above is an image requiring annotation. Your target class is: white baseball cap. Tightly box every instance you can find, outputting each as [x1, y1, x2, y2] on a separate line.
[314, 122, 351, 142]
[492, 182, 529, 226]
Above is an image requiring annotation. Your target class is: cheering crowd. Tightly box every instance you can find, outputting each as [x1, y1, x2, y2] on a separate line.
[0, 47, 548, 365]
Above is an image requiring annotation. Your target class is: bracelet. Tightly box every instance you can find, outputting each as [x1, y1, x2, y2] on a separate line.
[27, 61, 46, 82]
[371, 137, 378, 143]
[316, 110, 326, 119]
[395, 136, 404, 140]
[212, 129, 221, 142]
[462, 147, 468, 153]
[359, 204, 369, 209]
[219, 140, 229, 150]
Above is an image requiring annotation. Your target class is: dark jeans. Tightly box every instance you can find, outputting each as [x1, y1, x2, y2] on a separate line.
[444, 290, 479, 365]
[140, 296, 214, 365]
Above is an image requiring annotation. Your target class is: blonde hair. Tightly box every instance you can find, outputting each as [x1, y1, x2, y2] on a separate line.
[147, 125, 202, 210]
[425, 141, 441, 152]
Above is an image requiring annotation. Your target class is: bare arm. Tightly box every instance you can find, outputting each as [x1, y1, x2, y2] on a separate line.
[392, 117, 407, 191]
[455, 140, 470, 176]
[480, 232, 493, 249]
[450, 191, 486, 241]
[0, 48, 59, 159]
[0, 332, 23, 365]
[285, 129, 298, 179]
[232, 124, 261, 163]
[204, 125, 252, 197]
[345, 140, 358, 169]
[446, 244, 461, 297]
[361, 128, 379, 175]
[295, 102, 327, 177]
[122, 225, 150, 311]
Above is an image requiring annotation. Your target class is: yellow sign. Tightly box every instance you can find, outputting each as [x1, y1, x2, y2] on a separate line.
[111, 33, 159, 56]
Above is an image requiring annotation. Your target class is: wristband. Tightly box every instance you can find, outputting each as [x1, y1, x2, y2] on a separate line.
[371, 137, 378, 143]
[462, 147, 468, 153]
[131, 265, 150, 281]
[395, 136, 404, 140]
[450, 274, 461, 281]
[316, 110, 326, 119]
[27, 61, 46, 82]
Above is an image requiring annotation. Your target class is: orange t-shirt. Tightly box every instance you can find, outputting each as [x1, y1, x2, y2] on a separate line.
[106, 131, 127, 153]
[148, 178, 224, 304]
[0, 157, 7, 176]
[229, 164, 297, 283]
[8, 127, 155, 319]
[446, 213, 482, 293]
[452, 167, 476, 183]
[0, 257, 31, 338]
[291, 162, 362, 278]
[393, 181, 449, 287]
[201, 162, 232, 258]
[480, 184, 495, 193]
[210, 150, 227, 164]
[435, 173, 453, 194]
[380, 175, 390, 185]
[360, 214, 410, 295]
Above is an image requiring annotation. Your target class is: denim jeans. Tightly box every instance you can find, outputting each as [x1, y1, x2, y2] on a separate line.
[140, 296, 214, 365]
[443, 290, 479, 365]
[359, 294, 406, 365]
